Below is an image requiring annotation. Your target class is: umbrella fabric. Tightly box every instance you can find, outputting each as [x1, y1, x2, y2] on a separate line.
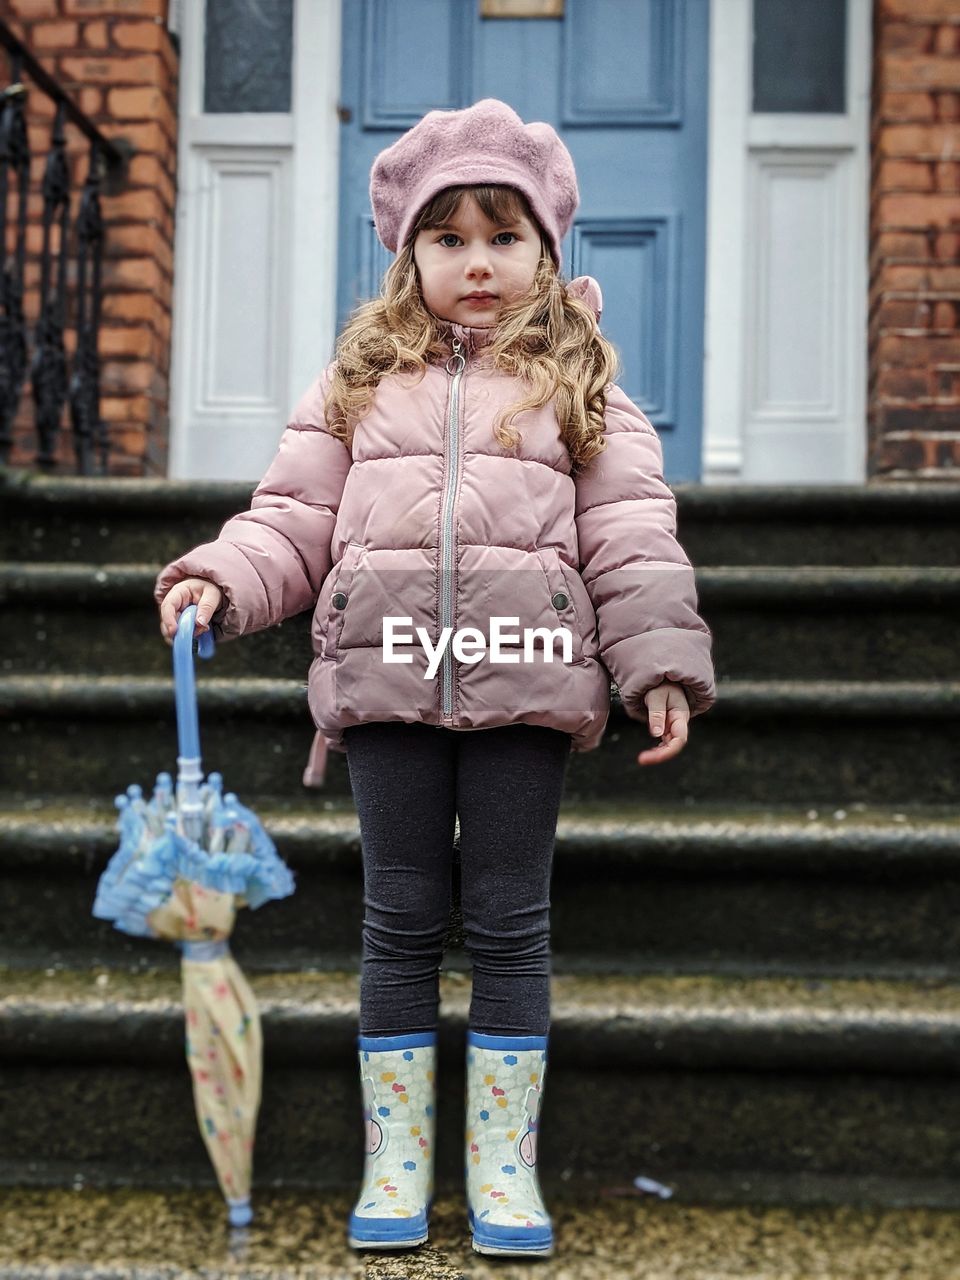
[180, 937, 263, 1220]
[91, 611, 295, 1227]
[148, 878, 236, 942]
[93, 781, 295, 939]
[93, 775, 295, 1226]
[147, 886, 261, 1217]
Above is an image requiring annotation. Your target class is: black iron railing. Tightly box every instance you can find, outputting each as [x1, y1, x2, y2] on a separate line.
[0, 20, 128, 475]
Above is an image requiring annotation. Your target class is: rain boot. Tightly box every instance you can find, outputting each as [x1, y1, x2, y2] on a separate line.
[347, 1030, 437, 1250]
[464, 1029, 554, 1257]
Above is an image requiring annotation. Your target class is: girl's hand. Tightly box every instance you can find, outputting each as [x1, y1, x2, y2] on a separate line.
[158, 578, 223, 647]
[636, 681, 690, 766]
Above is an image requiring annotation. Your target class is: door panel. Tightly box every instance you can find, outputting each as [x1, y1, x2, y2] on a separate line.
[337, 0, 709, 479]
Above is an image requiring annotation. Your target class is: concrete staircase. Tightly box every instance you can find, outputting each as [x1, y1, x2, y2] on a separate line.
[2, 469, 960, 1273]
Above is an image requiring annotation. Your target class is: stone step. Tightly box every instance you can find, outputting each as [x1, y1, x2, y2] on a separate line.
[5, 562, 960, 682]
[4, 1187, 960, 1278]
[1, 474, 255, 566]
[4, 471, 960, 566]
[3, 966, 960, 1200]
[2, 800, 959, 977]
[2, 675, 959, 806]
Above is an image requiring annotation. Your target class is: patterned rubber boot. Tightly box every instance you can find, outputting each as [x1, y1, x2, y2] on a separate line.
[464, 1029, 554, 1257]
[347, 1030, 437, 1250]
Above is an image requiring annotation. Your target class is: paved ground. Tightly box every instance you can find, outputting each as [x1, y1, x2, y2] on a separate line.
[2, 1187, 960, 1279]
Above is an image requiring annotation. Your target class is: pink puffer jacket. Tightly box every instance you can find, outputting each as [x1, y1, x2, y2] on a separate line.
[154, 276, 717, 787]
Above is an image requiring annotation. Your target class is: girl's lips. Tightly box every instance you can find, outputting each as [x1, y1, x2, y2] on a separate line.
[464, 294, 496, 304]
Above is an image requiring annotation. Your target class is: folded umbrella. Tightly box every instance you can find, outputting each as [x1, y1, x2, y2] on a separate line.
[93, 603, 295, 1225]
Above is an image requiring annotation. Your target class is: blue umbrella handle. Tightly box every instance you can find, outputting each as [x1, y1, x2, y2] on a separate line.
[174, 604, 216, 842]
[173, 604, 216, 761]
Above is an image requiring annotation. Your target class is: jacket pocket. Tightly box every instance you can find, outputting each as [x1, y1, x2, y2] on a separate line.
[321, 541, 365, 662]
[536, 545, 587, 664]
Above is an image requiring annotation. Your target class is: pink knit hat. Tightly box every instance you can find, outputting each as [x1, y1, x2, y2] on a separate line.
[369, 98, 579, 270]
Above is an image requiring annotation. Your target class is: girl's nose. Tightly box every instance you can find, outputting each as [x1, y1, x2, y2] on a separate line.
[464, 247, 493, 276]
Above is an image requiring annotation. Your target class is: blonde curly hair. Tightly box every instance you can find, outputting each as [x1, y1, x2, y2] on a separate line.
[323, 184, 621, 473]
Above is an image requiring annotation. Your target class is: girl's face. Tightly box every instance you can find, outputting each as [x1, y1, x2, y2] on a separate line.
[412, 191, 543, 328]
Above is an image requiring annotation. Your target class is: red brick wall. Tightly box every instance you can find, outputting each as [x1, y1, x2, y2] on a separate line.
[870, 0, 960, 479]
[2, 0, 178, 476]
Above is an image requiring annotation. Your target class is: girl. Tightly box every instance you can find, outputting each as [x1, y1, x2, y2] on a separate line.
[156, 98, 717, 1259]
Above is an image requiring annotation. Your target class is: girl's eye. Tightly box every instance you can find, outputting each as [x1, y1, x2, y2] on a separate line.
[436, 231, 517, 247]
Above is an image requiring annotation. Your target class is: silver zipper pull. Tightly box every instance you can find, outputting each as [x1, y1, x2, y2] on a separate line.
[446, 336, 465, 376]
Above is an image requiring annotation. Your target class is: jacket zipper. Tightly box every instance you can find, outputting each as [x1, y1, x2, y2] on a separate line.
[440, 336, 466, 721]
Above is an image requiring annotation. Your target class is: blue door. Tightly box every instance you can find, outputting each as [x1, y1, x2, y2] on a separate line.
[337, 0, 708, 480]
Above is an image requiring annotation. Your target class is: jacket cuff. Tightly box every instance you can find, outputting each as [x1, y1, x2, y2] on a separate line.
[153, 544, 258, 642]
[621, 676, 716, 724]
[613, 629, 718, 723]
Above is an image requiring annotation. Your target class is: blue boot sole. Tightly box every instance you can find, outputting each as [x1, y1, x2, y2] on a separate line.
[468, 1205, 554, 1256]
[348, 1202, 430, 1250]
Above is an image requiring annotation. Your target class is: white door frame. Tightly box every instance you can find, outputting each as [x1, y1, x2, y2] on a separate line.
[168, 0, 342, 480]
[703, 0, 871, 484]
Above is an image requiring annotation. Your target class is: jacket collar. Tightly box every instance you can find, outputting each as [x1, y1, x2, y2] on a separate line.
[434, 318, 498, 361]
[429, 276, 603, 364]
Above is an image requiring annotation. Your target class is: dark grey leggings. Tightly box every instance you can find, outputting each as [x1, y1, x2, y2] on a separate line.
[343, 720, 572, 1037]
